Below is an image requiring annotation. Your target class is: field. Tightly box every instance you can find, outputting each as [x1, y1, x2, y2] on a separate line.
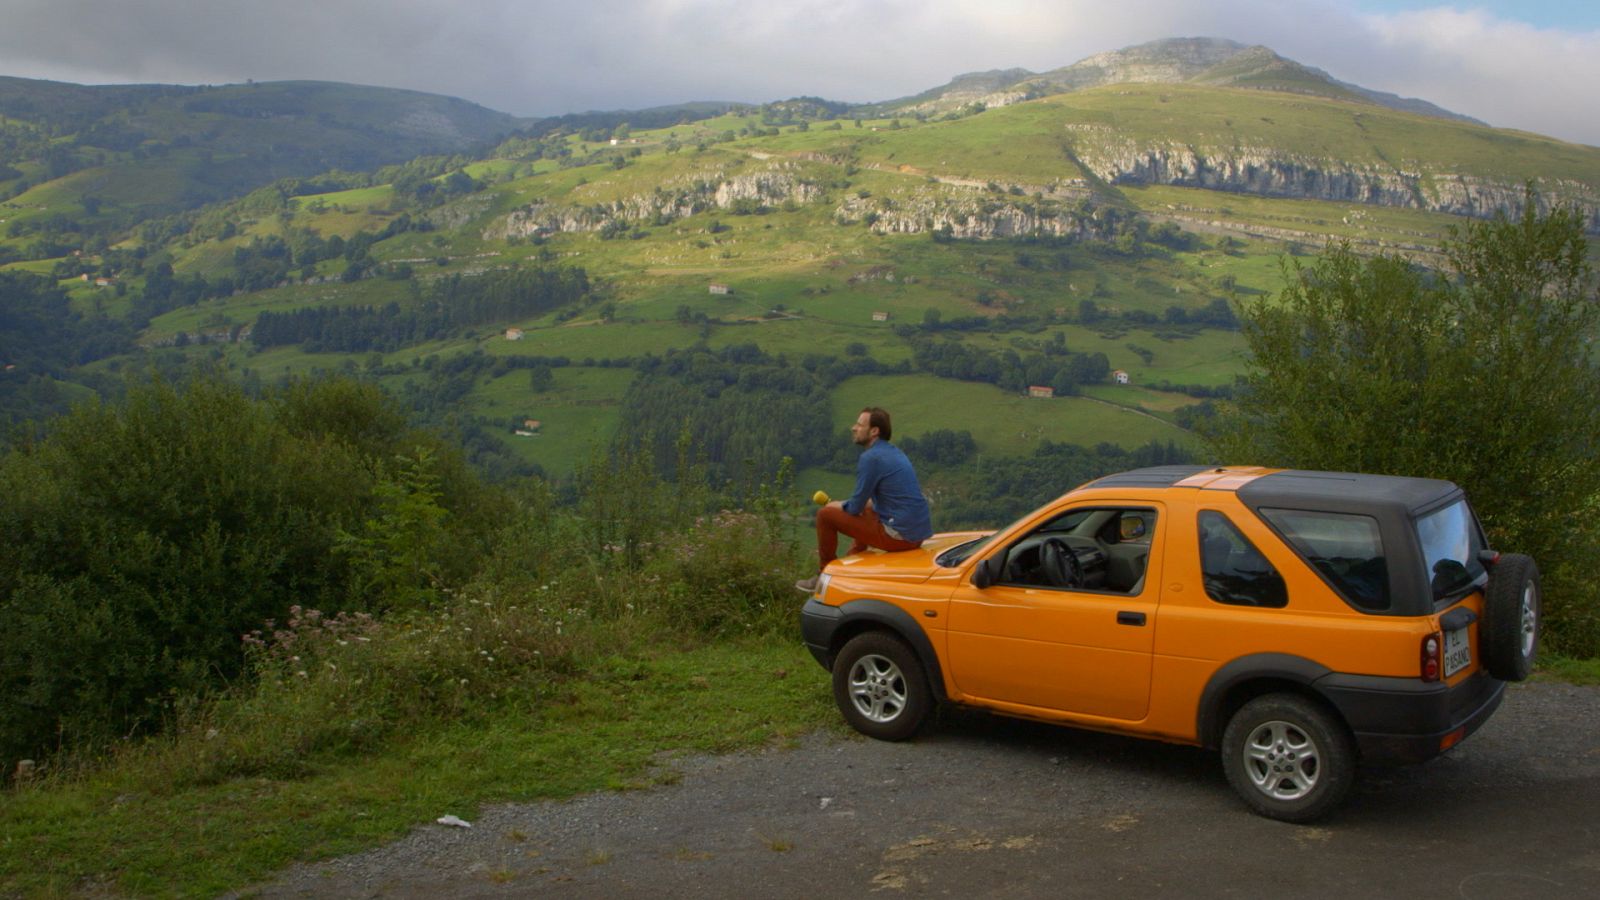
[829, 374, 1196, 454]
[465, 365, 635, 473]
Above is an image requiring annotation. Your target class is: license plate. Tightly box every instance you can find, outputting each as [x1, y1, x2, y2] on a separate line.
[1444, 627, 1471, 677]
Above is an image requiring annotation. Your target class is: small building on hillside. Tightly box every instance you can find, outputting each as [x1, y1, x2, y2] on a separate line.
[709, 283, 732, 295]
[1027, 385, 1055, 399]
[871, 311, 890, 322]
[514, 419, 542, 437]
[505, 328, 525, 341]
[1112, 370, 1130, 385]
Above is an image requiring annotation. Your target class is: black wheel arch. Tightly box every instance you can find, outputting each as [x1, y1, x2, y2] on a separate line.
[824, 599, 949, 704]
[1197, 653, 1344, 750]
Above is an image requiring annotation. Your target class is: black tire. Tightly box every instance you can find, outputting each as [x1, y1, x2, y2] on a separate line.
[1482, 553, 1540, 682]
[1221, 694, 1357, 823]
[831, 631, 933, 741]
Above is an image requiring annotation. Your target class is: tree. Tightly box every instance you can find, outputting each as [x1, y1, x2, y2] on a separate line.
[529, 364, 555, 391]
[1205, 199, 1600, 653]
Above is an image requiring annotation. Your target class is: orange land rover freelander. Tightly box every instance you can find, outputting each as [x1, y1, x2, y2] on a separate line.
[799, 466, 1539, 822]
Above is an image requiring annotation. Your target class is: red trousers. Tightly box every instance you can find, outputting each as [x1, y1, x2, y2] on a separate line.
[815, 503, 921, 570]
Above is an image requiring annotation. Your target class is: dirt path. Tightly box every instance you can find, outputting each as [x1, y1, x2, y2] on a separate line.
[247, 681, 1600, 898]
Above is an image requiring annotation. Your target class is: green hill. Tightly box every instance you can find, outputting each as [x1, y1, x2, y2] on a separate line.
[0, 77, 531, 231]
[4, 40, 1599, 480]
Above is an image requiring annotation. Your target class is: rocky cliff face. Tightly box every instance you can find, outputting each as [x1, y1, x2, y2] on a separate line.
[491, 139, 1599, 246]
[833, 189, 1115, 241]
[492, 156, 1124, 245]
[1076, 140, 1600, 230]
[491, 162, 823, 239]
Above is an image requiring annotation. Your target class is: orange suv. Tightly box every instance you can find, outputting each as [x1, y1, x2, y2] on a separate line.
[799, 466, 1540, 821]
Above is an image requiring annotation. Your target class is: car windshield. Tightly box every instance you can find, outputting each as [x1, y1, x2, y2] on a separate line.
[936, 533, 998, 568]
[937, 503, 1052, 568]
[1415, 499, 1487, 602]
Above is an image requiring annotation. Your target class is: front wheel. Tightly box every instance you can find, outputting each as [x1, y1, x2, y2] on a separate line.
[1221, 694, 1357, 822]
[831, 632, 932, 741]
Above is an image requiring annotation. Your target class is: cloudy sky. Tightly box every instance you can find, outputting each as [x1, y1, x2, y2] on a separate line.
[3, 0, 1597, 146]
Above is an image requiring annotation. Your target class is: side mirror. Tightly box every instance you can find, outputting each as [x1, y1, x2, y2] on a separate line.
[972, 556, 1002, 589]
[1119, 514, 1147, 541]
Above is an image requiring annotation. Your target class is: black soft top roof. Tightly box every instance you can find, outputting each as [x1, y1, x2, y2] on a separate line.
[1237, 469, 1463, 517]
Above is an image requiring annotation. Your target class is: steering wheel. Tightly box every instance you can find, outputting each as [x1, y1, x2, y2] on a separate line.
[1040, 538, 1083, 588]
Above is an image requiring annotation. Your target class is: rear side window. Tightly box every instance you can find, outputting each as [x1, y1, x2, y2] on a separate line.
[1198, 511, 1288, 607]
[1260, 508, 1390, 611]
[1416, 499, 1487, 602]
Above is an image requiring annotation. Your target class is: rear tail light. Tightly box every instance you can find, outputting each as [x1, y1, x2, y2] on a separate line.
[1421, 632, 1442, 682]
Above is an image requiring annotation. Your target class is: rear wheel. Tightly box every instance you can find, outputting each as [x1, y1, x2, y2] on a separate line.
[1221, 694, 1357, 822]
[1483, 553, 1539, 682]
[831, 631, 932, 741]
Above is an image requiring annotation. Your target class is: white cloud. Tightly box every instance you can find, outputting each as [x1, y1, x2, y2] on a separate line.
[1351, 8, 1600, 144]
[0, 1, 1594, 145]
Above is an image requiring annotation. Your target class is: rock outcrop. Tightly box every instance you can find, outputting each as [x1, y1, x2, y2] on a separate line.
[491, 163, 823, 239]
[1075, 141, 1600, 230]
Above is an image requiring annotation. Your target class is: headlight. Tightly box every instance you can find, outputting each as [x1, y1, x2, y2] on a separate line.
[816, 573, 831, 600]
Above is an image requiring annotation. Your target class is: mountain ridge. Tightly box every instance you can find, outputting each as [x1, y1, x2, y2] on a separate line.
[876, 37, 1480, 127]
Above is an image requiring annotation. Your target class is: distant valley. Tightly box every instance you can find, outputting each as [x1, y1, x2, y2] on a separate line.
[2, 36, 1597, 495]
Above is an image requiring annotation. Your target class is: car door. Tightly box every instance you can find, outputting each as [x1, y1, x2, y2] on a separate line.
[945, 503, 1165, 721]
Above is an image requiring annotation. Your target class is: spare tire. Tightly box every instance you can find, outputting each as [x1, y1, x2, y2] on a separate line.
[1482, 553, 1539, 682]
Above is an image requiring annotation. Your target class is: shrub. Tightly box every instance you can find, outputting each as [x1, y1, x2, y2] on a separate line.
[0, 375, 504, 768]
[157, 589, 574, 786]
[1208, 200, 1600, 653]
[644, 509, 799, 636]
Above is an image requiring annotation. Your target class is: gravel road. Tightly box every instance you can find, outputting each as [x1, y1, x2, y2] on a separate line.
[249, 680, 1600, 898]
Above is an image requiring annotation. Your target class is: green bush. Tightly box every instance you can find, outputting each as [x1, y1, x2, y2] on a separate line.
[0, 375, 505, 768]
[1207, 199, 1600, 653]
[644, 509, 799, 636]
[159, 588, 574, 786]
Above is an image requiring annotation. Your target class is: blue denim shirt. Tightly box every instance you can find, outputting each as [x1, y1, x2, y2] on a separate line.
[842, 440, 932, 543]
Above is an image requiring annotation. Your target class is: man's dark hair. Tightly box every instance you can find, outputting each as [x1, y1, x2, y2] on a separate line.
[862, 406, 892, 441]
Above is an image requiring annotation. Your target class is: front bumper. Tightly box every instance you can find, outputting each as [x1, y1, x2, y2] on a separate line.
[1316, 669, 1506, 763]
[799, 597, 841, 670]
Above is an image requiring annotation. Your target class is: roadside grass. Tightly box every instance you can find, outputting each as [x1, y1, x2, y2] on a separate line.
[1534, 655, 1600, 685]
[0, 638, 835, 897]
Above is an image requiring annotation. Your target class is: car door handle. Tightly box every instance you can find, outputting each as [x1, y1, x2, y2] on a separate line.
[1117, 611, 1146, 626]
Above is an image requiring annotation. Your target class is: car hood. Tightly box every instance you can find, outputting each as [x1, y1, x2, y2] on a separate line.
[825, 531, 991, 583]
